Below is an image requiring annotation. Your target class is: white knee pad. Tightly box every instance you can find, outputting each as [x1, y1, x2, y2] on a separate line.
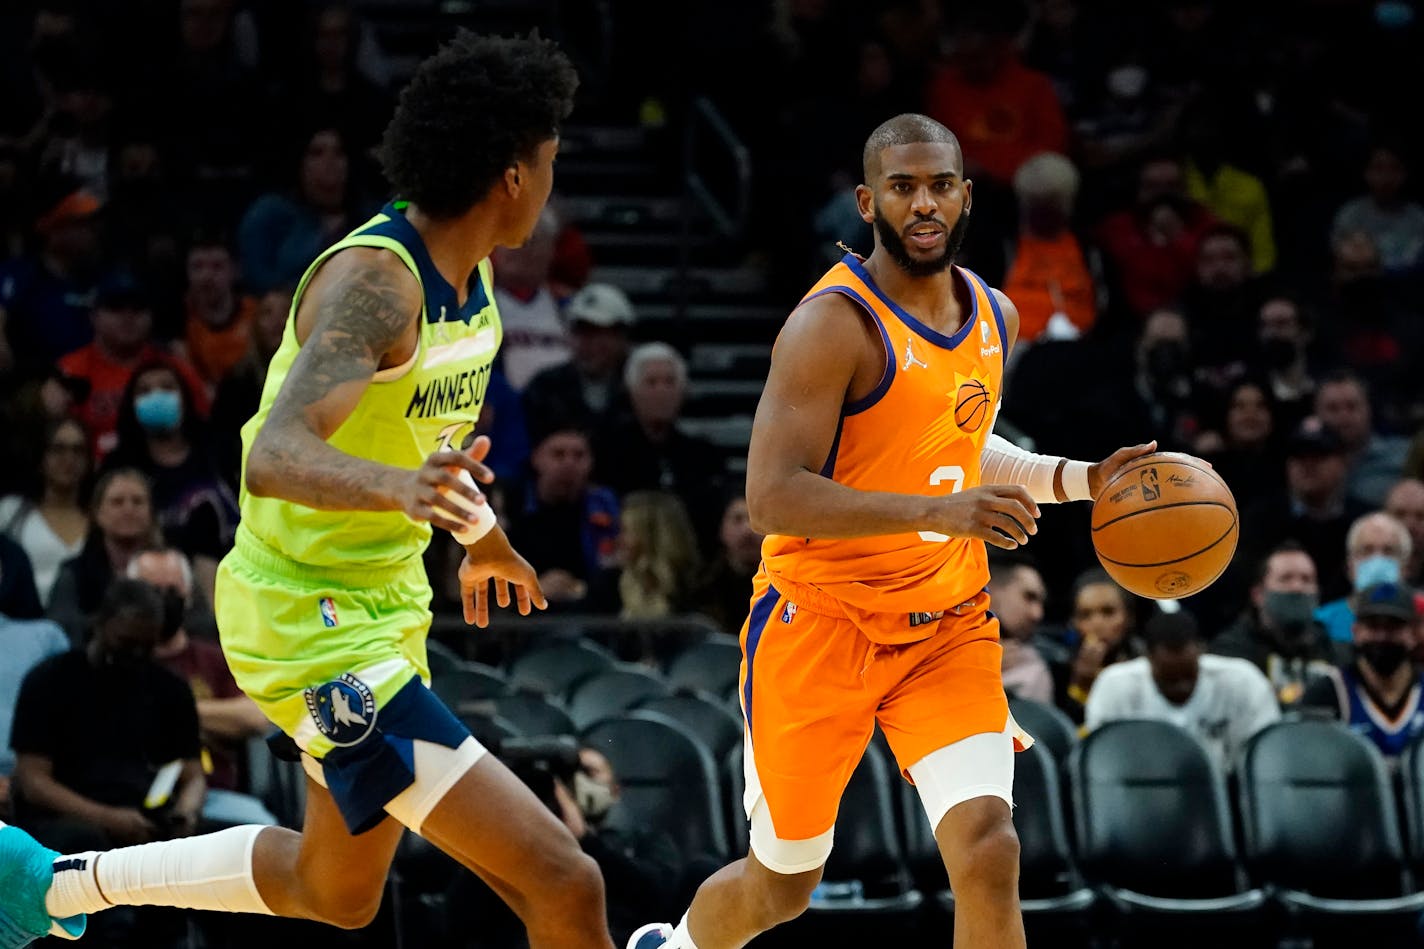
[302, 736, 486, 833]
[743, 744, 834, 875]
[907, 723, 1016, 834]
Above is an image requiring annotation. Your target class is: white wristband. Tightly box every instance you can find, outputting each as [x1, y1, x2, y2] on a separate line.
[1061, 460, 1092, 502]
[440, 469, 498, 545]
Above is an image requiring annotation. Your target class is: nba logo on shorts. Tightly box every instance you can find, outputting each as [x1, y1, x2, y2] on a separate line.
[319, 597, 339, 628]
[781, 602, 798, 624]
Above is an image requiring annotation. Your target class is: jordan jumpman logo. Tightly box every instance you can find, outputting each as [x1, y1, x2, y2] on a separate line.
[904, 337, 928, 371]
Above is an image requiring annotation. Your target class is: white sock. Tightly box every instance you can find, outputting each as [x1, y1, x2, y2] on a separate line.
[46, 826, 276, 919]
[665, 913, 700, 949]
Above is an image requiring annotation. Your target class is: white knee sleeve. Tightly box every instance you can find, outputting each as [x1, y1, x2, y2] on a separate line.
[95, 824, 275, 915]
[907, 723, 1016, 834]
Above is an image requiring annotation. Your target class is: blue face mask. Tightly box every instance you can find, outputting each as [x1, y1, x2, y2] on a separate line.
[1355, 554, 1403, 591]
[134, 389, 182, 433]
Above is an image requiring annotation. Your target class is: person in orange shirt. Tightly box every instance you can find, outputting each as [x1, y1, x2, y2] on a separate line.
[179, 238, 257, 394]
[1002, 151, 1097, 341]
[53, 271, 209, 459]
[630, 114, 1152, 949]
[924, 6, 1069, 187]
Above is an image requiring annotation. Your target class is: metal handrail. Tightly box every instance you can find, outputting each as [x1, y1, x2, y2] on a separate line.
[683, 96, 752, 238]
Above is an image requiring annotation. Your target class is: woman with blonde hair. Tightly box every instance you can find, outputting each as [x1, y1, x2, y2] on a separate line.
[617, 490, 701, 620]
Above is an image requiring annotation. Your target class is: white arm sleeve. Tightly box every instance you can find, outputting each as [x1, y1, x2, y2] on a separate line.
[979, 433, 1093, 504]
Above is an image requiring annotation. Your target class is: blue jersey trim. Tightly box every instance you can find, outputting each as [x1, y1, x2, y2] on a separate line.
[742, 584, 780, 734]
[960, 266, 1009, 373]
[369, 202, 490, 325]
[841, 253, 979, 351]
[800, 286, 896, 416]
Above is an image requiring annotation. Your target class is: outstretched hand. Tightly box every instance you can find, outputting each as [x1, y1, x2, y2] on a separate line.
[458, 528, 548, 628]
[1086, 441, 1157, 500]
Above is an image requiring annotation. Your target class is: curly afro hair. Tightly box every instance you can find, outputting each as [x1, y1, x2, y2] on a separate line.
[380, 30, 578, 219]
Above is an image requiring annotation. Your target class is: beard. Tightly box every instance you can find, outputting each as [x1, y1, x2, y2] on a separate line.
[873, 203, 970, 277]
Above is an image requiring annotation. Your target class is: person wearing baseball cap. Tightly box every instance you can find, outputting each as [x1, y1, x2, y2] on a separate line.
[523, 282, 636, 440]
[1301, 580, 1424, 758]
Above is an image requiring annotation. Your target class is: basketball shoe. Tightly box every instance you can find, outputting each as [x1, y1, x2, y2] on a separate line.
[0, 822, 85, 946]
[625, 921, 674, 948]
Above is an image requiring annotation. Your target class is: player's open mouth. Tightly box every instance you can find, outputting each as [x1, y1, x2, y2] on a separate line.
[908, 227, 944, 248]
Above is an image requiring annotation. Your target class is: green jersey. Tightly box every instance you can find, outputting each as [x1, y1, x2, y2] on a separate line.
[237, 201, 503, 570]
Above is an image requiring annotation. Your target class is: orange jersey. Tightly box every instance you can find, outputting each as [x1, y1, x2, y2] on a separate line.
[761, 253, 1008, 623]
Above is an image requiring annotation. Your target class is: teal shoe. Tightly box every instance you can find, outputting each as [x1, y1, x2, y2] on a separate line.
[0, 823, 86, 945]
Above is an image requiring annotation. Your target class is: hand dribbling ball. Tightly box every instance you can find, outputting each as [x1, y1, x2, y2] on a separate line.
[1090, 452, 1238, 599]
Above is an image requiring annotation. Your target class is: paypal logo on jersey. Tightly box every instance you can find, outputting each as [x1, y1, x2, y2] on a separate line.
[319, 597, 339, 628]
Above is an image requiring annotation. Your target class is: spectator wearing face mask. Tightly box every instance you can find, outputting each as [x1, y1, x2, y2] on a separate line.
[1211, 542, 1340, 708]
[1303, 581, 1424, 761]
[1087, 611, 1280, 774]
[1315, 511, 1412, 645]
[1254, 293, 1317, 433]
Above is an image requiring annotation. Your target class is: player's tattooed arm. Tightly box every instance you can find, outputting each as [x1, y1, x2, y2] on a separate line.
[246, 248, 425, 511]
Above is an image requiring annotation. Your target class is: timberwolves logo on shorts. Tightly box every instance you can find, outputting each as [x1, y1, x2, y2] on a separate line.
[305, 673, 377, 746]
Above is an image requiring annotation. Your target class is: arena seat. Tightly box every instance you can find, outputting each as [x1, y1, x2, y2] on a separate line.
[567, 664, 672, 729]
[490, 691, 576, 738]
[640, 690, 744, 761]
[665, 634, 742, 697]
[582, 710, 730, 864]
[429, 662, 511, 714]
[1069, 720, 1268, 943]
[505, 636, 616, 696]
[1008, 696, 1079, 765]
[424, 638, 465, 678]
[1239, 720, 1424, 945]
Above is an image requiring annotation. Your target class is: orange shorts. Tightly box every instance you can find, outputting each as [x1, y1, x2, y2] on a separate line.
[737, 570, 1016, 842]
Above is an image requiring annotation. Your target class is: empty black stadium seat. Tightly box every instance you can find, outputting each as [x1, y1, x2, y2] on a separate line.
[506, 637, 615, 696]
[640, 691, 744, 761]
[665, 634, 742, 697]
[567, 664, 671, 729]
[1008, 696, 1078, 764]
[490, 691, 576, 738]
[429, 662, 510, 714]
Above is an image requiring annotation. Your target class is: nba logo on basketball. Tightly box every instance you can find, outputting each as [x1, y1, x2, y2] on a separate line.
[781, 602, 798, 624]
[319, 597, 339, 628]
[1140, 468, 1161, 502]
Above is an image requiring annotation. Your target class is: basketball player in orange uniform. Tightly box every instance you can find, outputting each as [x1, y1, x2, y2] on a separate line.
[629, 114, 1155, 949]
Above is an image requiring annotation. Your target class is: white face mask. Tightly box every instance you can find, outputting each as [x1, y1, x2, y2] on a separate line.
[1107, 65, 1148, 100]
[573, 770, 615, 821]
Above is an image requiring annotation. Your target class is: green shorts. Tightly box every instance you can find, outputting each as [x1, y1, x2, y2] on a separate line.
[215, 526, 435, 760]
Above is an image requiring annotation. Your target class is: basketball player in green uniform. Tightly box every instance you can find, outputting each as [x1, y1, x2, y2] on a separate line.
[0, 32, 620, 949]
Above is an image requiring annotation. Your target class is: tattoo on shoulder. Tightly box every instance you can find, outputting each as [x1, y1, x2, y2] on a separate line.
[283, 262, 418, 407]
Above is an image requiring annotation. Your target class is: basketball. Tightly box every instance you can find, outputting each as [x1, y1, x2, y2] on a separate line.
[954, 379, 991, 432]
[1090, 452, 1238, 599]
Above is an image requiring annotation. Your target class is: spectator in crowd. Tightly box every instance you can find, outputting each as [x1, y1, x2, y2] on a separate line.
[1087, 611, 1280, 773]
[609, 491, 701, 621]
[0, 573, 68, 817]
[209, 283, 291, 485]
[178, 236, 255, 394]
[595, 342, 725, 542]
[1001, 151, 1097, 342]
[0, 186, 104, 372]
[52, 270, 208, 458]
[0, 417, 91, 605]
[556, 745, 683, 946]
[688, 486, 764, 636]
[237, 125, 360, 293]
[493, 206, 571, 390]
[47, 467, 159, 643]
[1181, 103, 1276, 274]
[1095, 150, 1216, 318]
[989, 556, 1053, 705]
[1107, 307, 1201, 454]
[10, 578, 204, 946]
[1254, 293, 1317, 431]
[1385, 477, 1424, 585]
[1179, 223, 1260, 381]
[128, 547, 276, 828]
[1313, 370, 1409, 507]
[1320, 231, 1419, 424]
[289, 2, 393, 156]
[504, 424, 620, 607]
[1053, 569, 1143, 724]
[1303, 581, 1424, 760]
[1241, 417, 1372, 600]
[472, 367, 531, 485]
[12, 579, 204, 849]
[105, 360, 238, 599]
[36, 55, 116, 204]
[1315, 510, 1412, 645]
[523, 282, 635, 439]
[0, 537, 44, 620]
[1211, 542, 1339, 708]
[1330, 142, 1424, 274]
[1194, 378, 1286, 515]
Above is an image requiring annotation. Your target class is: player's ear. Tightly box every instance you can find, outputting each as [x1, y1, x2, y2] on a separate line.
[963, 178, 973, 216]
[504, 164, 522, 197]
[855, 183, 874, 224]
